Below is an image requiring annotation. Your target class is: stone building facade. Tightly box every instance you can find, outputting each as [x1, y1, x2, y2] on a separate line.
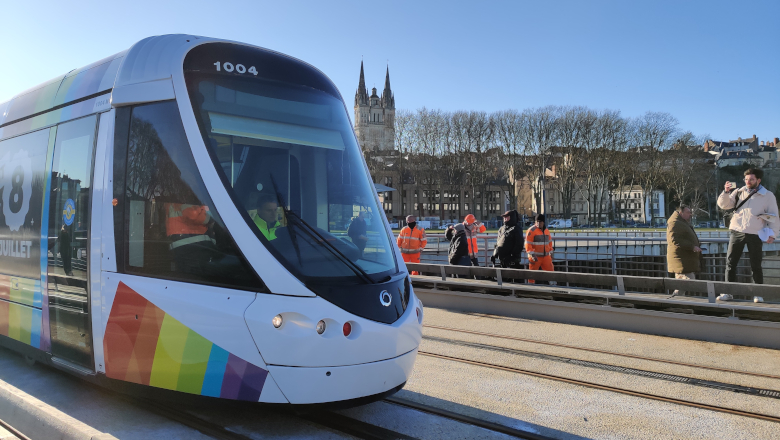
[354, 62, 395, 151]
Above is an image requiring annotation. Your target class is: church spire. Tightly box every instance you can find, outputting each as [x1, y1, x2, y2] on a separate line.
[355, 61, 369, 106]
[381, 65, 394, 109]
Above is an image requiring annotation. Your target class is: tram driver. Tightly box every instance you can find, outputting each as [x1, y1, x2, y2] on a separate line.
[253, 193, 281, 241]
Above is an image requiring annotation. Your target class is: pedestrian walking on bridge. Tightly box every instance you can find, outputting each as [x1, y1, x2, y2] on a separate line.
[397, 215, 427, 275]
[666, 205, 702, 297]
[525, 214, 554, 283]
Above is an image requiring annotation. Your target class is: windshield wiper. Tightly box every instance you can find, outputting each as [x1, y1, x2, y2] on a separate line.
[269, 178, 375, 284]
[287, 210, 375, 284]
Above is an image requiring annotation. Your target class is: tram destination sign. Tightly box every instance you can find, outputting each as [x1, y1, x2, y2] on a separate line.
[0, 129, 49, 279]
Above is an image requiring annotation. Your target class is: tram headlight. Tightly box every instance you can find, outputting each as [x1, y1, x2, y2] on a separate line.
[316, 320, 326, 335]
[272, 314, 283, 328]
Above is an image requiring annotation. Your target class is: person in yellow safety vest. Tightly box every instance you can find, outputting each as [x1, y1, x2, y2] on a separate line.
[397, 215, 427, 275]
[525, 214, 554, 283]
[463, 214, 487, 266]
[252, 194, 281, 241]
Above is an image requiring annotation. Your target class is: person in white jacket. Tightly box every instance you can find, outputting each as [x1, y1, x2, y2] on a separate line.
[717, 168, 779, 299]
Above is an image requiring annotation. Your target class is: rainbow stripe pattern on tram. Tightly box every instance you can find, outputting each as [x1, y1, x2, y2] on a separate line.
[104, 282, 268, 401]
[0, 275, 43, 348]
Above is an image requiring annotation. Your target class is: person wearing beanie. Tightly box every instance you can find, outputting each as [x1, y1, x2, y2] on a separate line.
[397, 215, 427, 274]
[460, 213, 486, 266]
[525, 213, 554, 282]
[492, 210, 524, 268]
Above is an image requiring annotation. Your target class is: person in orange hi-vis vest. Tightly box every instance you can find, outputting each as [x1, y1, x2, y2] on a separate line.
[165, 203, 215, 274]
[525, 214, 554, 283]
[463, 214, 486, 266]
[397, 215, 427, 275]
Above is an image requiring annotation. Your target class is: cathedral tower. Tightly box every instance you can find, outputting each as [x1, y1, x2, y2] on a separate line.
[354, 62, 395, 151]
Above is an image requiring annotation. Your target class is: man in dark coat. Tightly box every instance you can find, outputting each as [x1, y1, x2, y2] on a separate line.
[666, 205, 702, 297]
[446, 223, 471, 266]
[347, 211, 369, 257]
[492, 210, 524, 268]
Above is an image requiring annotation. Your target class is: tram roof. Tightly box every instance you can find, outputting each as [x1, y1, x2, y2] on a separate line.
[0, 34, 208, 128]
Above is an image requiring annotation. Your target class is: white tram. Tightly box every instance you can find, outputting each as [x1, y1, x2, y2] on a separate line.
[0, 35, 422, 405]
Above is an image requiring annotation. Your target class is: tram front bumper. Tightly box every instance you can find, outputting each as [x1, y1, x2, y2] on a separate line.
[267, 348, 417, 404]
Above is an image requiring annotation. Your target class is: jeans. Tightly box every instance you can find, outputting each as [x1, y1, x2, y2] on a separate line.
[726, 231, 763, 284]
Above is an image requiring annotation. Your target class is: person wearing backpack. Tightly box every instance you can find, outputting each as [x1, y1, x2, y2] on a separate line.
[717, 168, 779, 300]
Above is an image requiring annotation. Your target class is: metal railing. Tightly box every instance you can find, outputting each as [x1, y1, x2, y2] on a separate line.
[421, 233, 780, 284]
[406, 262, 780, 304]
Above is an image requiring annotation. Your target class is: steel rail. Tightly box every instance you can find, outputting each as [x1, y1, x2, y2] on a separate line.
[419, 351, 780, 424]
[425, 324, 780, 380]
[0, 418, 32, 440]
[299, 411, 420, 440]
[422, 334, 780, 399]
[115, 392, 420, 440]
[385, 396, 557, 440]
[114, 396, 256, 440]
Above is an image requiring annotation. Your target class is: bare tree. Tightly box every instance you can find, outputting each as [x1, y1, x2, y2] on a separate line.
[392, 109, 415, 216]
[634, 111, 679, 223]
[549, 106, 587, 220]
[517, 106, 558, 216]
[492, 110, 525, 212]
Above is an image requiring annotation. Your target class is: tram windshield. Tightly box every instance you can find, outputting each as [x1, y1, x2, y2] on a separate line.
[185, 67, 398, 285]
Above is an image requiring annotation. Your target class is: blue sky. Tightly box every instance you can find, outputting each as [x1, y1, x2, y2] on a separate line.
[1, 0, 777, 143]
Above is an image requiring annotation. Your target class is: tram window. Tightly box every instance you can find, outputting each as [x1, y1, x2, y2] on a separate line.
[47, 116, 97, 280]
[186, 72, 400, 284]
[46, 115, 97, 368]
[121, 101, 264, 291]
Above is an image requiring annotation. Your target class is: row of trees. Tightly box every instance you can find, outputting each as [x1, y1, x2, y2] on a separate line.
[364, 105, 715, 224]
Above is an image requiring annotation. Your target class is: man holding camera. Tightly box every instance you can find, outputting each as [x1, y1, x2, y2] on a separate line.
[717, 168, 779, 299]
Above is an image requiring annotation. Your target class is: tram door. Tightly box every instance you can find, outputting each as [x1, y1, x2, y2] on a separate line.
[47, 115, 97, 370]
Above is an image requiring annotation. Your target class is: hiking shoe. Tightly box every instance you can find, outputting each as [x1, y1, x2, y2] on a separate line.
[717, 294, 733, 301]
[754, 296, 764, 303]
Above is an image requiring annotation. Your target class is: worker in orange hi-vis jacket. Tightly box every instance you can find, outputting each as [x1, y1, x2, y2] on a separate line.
[463, 214, 487, 266]
[397, 215, 427, 275]
[525, 214, 554, 283]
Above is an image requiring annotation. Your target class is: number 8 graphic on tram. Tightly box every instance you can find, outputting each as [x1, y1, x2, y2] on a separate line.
[0, 150, 33, 232]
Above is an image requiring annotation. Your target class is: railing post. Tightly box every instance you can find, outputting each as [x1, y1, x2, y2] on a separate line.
[707, 282, 716, 303]
[440, 265, 447, 281]
[496, 269, 502, 286]
[611, 240, 617, 275]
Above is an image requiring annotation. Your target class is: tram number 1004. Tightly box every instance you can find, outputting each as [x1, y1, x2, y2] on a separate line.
[213, 61, 258, 75]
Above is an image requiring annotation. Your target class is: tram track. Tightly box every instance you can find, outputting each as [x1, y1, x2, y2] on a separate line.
[118, 392, 551, 440]
[126, 395, 420, 440]
[0, 418, 30, 440]
[384, 396, 556, 440]
[422, 334, 780, 400]
[419, 351, 780, 424]
[425, 324, 780, 380]
[125, 393, 550, 440]
[116, 386, 555, 439]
